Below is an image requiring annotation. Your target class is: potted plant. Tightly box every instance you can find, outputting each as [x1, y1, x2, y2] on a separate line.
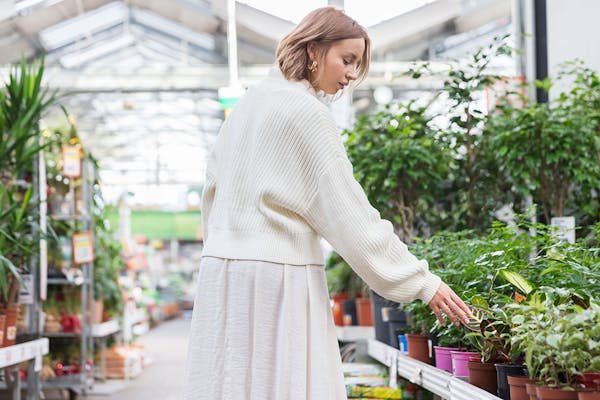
[510, 293, 600, 400]
[403, 301, 436, 364]
[431, 321, 467, 373]
[325, 251, 366, 326]
[0, 185, 35, 346]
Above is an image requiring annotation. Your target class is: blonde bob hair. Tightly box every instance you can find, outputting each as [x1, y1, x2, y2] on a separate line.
[276, 7, 371, 85]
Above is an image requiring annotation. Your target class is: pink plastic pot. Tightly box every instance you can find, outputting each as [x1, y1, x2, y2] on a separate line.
[451, 351, 479, 377]
[434, 346, 464, 373]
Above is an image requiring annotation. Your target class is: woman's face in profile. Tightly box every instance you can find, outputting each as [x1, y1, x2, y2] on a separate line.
[314, 38, 365, 94]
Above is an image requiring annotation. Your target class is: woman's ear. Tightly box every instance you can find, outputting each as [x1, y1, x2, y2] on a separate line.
[307, 41, 317, 61]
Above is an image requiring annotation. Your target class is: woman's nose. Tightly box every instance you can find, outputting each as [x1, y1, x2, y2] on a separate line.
[347, 69, 358, 80]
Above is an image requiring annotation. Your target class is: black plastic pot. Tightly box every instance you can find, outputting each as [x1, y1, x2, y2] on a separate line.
[342, 298, 358, 326]
[495, 363, 528, 400]
[371, 290, 399, 344]
[387, 308, 408, 348]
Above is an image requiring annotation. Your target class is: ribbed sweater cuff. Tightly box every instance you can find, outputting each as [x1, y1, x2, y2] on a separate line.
[416, 272, 442, 304]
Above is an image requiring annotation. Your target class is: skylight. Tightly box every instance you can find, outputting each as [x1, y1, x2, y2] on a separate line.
[239, 0, 437, 26]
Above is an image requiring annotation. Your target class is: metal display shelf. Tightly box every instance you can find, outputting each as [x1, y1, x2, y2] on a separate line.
[335, 326, 375, 342]
[368, 339, 502, 400]
[42, 373, 93, 390]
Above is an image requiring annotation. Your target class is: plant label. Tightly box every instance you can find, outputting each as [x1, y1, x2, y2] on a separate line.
[62, 144, 82, 178]
[551, 216, 576, 244]
[72, 232, 95, 264]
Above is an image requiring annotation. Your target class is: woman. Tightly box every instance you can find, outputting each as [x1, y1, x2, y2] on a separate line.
[184, 7, 470, 400]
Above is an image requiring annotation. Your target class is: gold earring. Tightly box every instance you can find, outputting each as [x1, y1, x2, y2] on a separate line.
[308, 60, 317, 72]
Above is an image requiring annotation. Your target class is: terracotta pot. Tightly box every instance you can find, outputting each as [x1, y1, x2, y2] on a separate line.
[0, 304, 19, 347]
[92, 299, 104, 325]
[526, 382, 540, 400]
[332, 292, 350, 303]
[434, 346, 464, 373]
[581, 374, 600, 389]
[535, 386, 579, 400]
[508, 375, 537, 400]
[468, 361, 498, 394]
[451, 351, 479, 377]
[355, 298, 373, 326]
[0, 314, 5, 347]
[332, 301, 344, 326]
[406, 333, 431, 364]
[579, 391, 600, 400]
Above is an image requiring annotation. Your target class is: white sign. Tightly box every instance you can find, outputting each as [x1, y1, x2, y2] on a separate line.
[551, 216, 576, 244]
[18, 274, 34, 304]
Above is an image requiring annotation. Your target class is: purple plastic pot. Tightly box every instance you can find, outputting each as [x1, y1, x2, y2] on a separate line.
[434, 346, 465, 373]
[451, 351, 480, 377]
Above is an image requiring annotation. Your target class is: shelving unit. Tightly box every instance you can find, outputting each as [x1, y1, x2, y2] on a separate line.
[0, 339, 50, 400]
[368, 339, 502, 400]
[42, 158, 96, 397]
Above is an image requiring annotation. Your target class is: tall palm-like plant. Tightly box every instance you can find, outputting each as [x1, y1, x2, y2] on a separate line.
[0, 55, 55, 306]
[0, 56, 54, 181]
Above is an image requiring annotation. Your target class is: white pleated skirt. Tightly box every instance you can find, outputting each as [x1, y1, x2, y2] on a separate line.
[183, 257, 347, 400]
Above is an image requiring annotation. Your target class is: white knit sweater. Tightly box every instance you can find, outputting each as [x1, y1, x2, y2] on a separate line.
[201, 68, 441, 304]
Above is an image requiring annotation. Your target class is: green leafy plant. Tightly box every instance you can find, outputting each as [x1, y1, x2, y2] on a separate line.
[403, 300, 436, 336]
[488, 61, 600, 224]
[344, 101, 450, 242]
[325, 251, 366, 297]
[420, 35, 515, 230]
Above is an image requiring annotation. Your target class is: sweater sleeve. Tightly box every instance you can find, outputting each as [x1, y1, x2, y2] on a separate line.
[301, 153, 441, 304]
[201, 146, 218, 244]
[201, 171, 216, 244]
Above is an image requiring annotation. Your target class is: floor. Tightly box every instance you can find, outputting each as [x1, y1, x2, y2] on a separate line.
[43, 316, 191, 400]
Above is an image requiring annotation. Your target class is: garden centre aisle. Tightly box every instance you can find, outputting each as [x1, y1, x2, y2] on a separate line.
[87, 317, 190, 400]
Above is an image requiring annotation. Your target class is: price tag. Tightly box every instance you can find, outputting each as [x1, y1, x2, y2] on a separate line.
[62, 144, 82, 178]
[389, 351, 398, 389]
[72, 232, 95, 264]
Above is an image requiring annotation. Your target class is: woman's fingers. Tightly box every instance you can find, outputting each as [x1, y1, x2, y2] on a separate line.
[429, 303, 445, 326]
[428, 282, 472, 326]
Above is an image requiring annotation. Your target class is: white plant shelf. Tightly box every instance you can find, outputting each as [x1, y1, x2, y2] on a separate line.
[368, 339, 502, 400]
[336, 326, 375, 341]
[0, 338, 49, 369]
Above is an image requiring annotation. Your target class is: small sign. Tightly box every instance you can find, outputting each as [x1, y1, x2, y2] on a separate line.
[72, 232, 95, 264]
[62, 144, 82, 178]
[18, 274, 34, 304]
[551, 216, 576, 244]
[35, 354, 42, 372]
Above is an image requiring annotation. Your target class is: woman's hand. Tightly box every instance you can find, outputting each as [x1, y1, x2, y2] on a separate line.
[428, 282, 471, 327]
